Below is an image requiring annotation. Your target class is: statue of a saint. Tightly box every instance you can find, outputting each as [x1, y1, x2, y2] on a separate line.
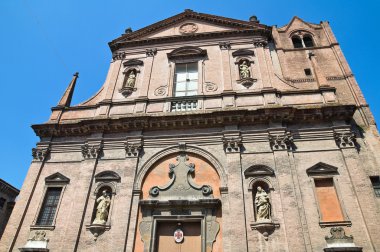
[92, 190, 111, 225]
[239, 61, 251, 79]
[255, 186, 271, 221]
[126, 71, 136, 88]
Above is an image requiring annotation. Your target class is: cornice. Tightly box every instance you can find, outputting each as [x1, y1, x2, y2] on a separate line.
[33, 105, 356, 138]
[110, 29, 271, 52]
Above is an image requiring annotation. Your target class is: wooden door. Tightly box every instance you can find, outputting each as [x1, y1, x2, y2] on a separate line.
[155, 222, 201, 252]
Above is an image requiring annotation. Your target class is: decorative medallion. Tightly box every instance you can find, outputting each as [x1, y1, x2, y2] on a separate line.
[179, 23, 198, 34]
[174, 228, 184, 243]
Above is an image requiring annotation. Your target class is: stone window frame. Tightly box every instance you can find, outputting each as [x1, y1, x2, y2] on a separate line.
[30, 172, 70, 230]
[289, 30, 317, 49]
[167, 46, 208, 99]
[306, 163, 351, 227]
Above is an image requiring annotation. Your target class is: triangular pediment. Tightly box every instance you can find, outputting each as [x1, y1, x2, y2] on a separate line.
[306, 162, 338, 175]
[110, 10, 266, 47]
[244, 165, 275, 177]
[278, 16, 321, 33]
[45, 172, 70, 184]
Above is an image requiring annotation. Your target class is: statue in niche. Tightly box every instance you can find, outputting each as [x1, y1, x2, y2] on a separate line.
[255, 186, 271, 221]
[92, 190, 111, 225]
[126, 70, 136, 88]
[239, 60, 251, 79]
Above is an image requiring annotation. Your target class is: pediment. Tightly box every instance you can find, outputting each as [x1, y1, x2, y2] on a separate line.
[306, 162, 338, 175]
[95, 171, 121, 182]
[110, 10, 264, 45]
[278, 16, 320, 33]
[45, 172, 70, 184]
[244, 165, 274, 177]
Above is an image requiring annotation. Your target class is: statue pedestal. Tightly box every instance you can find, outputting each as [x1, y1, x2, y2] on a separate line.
[236, 77, 257, 88]
[250, 220, 280, 240]
[86, 224, 111, 240]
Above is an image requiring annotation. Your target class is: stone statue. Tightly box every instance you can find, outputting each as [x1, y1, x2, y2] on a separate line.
[93, 190, 111, 225]
[255, 186, 271, 221]
[239, 61, 250, 79]
[126, 71, 136, 88]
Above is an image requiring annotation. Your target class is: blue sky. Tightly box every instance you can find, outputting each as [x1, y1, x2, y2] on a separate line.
[1, 0, 379, 189]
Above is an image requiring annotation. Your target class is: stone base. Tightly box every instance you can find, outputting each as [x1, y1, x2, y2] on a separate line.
[86, 224, 111, 240]
[250, 220, 280, 240]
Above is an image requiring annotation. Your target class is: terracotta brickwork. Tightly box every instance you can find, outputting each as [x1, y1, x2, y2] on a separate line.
[1, 10, 380, 252]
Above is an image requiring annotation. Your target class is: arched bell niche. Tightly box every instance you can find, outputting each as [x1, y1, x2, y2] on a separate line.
[134, 151, 223, 252]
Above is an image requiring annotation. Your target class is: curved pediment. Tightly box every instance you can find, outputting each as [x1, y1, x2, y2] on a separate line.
[244, 165, 274, 178]
[123, 59, 144, 67]
[95, 171, 121, 182]
[167, 46, 207, 60]
[232, 49, 255, 58]
[306, 162, 338, 176]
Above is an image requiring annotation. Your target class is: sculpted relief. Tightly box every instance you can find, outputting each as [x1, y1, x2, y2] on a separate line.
[255, 186, 271, 221]
[92, 190, 111, 225]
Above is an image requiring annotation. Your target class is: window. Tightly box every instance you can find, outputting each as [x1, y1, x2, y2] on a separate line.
[370, 176, 380, 197]
[292, 36, 303, 48]
[174, 63, 198, 97]
[0, 197, 6, 209]
[304, 68, 312, 76]
[36, 187, 62, 226]
[314, 178, 344, 222]
[303, 36, 314, 48]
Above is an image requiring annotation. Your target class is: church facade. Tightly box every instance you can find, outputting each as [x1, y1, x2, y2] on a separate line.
[1, 10, 380, 252]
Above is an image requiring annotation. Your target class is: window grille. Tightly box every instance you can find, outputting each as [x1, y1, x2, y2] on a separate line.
[36, 187, 62, 225]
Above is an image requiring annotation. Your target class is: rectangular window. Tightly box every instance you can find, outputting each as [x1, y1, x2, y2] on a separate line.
[36, 187, 62, 226]
[304, 68, 312, 76]
[174, 63, 198, 97]
[314, 178, 344, 222]
[370, 176, 380, 197]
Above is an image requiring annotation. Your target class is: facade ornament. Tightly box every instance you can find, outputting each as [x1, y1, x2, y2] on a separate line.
[92, 190, 111, 225]
[204, 81, 218, 92]
[325, 227, 362, 250]
[239, 61, 251, 79]
[124, 141, 142, 157]
[223, 137, 242, 153]
[219, 41, 231, 50]
[334, 132, 356, 148]
[253, 39, 268, 48]
[32, 147, 50, 161]
[81, 143, 103, 159]
[112, 52, 126, 61]
[20, 230, 49, 251]
[179, 23, 198, 34]
[255, 186, 271, 221]
[268, 133, 294, 151]
[178, 142, 186, 151]
[145, 48, 157, 57]
[154, 84, 168, 96]
[236, 60, 257, 88]
[30, 230, 48, 241]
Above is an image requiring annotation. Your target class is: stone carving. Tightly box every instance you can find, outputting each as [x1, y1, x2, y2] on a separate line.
[21, 230, 49, 251]
[325, 227, 361, 249]
[112, 52, 126, 61]
[219, 41, 231, 50]
[255, 186, 271, 221]
[206, 216, 220, 251]
[223, 137, 242, 153]
[239, 61, 251, 79]
[32, 147, 50, 161]
[124, 142, 142, 157]
[204, 82, 218, 92]
[81, 143, 103, 159]
[148, 153, 213, 199]
[253, 39, 268, 48]
[179, 23, 198, 34]
[268, 133, 294, 151]
[334, 132, 356, 148]
[120, 70, 137, 97]
[154, 85, 168, 96]
[92, 190, 111, 225]
[30, 231, 48, 241]
[145, 48, 157, 57]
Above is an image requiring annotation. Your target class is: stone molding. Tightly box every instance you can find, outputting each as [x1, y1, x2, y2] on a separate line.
[268, 133, 294, 151]
[32, 147, 50, 161]
[81, 143, 103, 159]
[145, 48, 157, 57]
[324, 227, 362, 251]
[124, 141, 142, 157]
[219, 41, 231, 50]
[253, 39, 268, 48]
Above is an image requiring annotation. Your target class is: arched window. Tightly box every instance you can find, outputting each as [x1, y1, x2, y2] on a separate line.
[292, 36, 303, 48]
[303, 35, 314, 48]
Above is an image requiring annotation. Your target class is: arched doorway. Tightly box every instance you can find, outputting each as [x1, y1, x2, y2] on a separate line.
[134, 151, 223, 252]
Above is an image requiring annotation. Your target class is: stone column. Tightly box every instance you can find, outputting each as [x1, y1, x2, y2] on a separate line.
[222, 130, 248, 252]
[334, 127, 379, 251]
[269, 130, 307, 251]
[3, 143, 50, 251]
[125, 190, 142, 252]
